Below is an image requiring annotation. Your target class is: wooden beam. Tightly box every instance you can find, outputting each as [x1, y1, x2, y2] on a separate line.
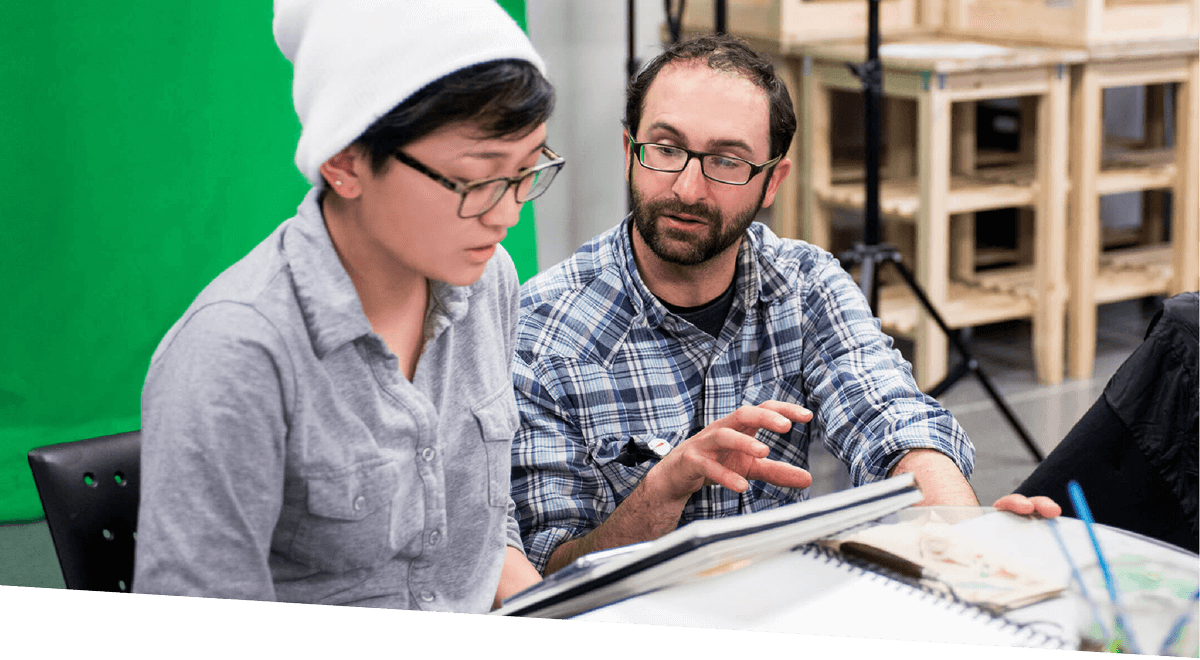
[1067, 64, 1103, 381]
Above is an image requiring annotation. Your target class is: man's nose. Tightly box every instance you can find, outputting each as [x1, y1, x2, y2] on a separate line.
[671, 157, 708, 204]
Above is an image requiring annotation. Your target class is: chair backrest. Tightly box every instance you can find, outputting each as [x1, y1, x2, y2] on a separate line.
[27, 430, 140, 592]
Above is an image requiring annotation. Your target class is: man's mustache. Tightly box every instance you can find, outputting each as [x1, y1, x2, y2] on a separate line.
[642, 199, 722, 226]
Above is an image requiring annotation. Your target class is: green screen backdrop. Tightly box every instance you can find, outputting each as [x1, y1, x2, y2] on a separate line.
[0, 0, 538, 522]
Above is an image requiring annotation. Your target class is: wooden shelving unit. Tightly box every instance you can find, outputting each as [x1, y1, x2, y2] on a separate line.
[820, 164, 1039, 217]
[1066, 39, 1199, 380]
[874, 280, 1037, 336]
[794, 38, 1079, 388]
[1097, 145, 1177, 194]
[942, 0, 1199, 48]
[1095, 244, 1176, 304]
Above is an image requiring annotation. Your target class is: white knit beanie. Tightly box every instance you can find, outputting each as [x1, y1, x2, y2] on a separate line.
[274, 0, 546, 188]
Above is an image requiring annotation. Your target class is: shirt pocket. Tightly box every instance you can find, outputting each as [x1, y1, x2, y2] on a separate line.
[290, 459, 413, 573]
[472, 387, 520, 508]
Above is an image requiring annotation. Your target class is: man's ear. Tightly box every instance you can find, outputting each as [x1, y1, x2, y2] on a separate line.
[760, 157, 792, 209]
[622, 131, 633, 184]
[319, 146, 365, 199]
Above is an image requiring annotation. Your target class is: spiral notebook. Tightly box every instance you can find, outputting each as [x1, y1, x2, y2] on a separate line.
[574, 544, 1069, 650]
[495, 475, 925, 619]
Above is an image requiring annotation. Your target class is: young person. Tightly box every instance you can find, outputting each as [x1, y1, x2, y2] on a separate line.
[133, 0, 562, 611]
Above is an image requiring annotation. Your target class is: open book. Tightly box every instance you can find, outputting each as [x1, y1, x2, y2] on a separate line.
[820, 506, 1069, 612]
[494, 473, 924, 619]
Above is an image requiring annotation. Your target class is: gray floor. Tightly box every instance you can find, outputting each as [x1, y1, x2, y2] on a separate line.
[0, 298, 1158, 590]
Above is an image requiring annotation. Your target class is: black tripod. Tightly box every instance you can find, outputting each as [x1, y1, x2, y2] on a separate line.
[839, 0, 1044, 462]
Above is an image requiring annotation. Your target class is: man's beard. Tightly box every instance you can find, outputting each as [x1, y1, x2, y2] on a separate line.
[630, 178, 767, 267]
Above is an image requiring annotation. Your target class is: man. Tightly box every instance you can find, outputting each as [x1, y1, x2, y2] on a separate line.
[512, 34, 1055, 576]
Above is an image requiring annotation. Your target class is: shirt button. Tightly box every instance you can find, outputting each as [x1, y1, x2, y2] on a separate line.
[421, 447, 436, 462]
[429, 530, 440, 545]
[353, 495, 366, 511]
[420, 591, 435, 602]
[648, 438, 672, 457]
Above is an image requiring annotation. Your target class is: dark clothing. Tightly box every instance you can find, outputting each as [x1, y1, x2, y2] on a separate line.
[1016, 292, 1199, 553]
[659, 270, 739, 340]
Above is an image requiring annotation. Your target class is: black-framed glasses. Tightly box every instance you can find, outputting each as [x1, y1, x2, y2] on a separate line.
[627, 135, 781, 185]
[392, 146, 565, 218]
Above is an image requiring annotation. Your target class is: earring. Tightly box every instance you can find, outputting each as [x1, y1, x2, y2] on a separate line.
[335, 180, 343, 186]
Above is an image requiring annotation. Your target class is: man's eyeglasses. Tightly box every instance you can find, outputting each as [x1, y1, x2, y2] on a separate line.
[392, 146, 565, 218]
[627, 135, 780, 186]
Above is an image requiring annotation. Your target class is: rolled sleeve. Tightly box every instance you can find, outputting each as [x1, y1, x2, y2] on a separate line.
[800, 257, 975, 486]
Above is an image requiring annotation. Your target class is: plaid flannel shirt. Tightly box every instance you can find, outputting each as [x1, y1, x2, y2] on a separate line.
[512, 218, 974, 572]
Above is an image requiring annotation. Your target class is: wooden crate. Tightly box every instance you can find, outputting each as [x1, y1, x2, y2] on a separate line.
[681, 0, 925, 45]
[941, 0, 1199, 48]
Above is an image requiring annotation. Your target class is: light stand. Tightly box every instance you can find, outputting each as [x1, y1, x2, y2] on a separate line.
[840, 0, 1045, 462]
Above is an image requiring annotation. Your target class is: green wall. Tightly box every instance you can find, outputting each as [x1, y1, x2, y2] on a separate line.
[0, 1, 537, 522]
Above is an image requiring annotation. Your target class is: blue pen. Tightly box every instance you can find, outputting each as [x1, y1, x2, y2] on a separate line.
[1067, 480, 1143, 655]
[1046, 517, 1112, 642]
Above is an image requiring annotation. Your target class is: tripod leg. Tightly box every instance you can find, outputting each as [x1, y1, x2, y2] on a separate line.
[970, 364, 1046, 462]
[858, 252, 880, 312]
[927, 350, 971, 399]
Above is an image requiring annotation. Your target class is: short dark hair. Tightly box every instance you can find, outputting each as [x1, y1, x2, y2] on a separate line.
[353, 59, 555, 175]
[623, 34, 796, 161]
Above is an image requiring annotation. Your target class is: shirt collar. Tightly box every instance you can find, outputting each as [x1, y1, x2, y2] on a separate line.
[284, 189, 373, 359]
[615, 216, 665, 329]
[424, 278, 472, 344]
[615, 216, 794, 330]
[740, 222, 795, 305]
[283, 188, 472, 359]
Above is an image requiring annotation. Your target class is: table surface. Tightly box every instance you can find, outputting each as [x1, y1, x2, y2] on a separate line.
[571, 508, 1198, 651]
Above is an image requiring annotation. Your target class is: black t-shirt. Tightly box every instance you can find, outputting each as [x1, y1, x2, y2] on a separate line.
[658, 274, 737, 339]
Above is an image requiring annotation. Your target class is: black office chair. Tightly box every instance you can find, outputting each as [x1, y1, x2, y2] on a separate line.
[27, 430, 141, 592]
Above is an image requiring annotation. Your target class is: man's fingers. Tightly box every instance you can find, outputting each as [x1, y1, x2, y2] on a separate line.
[664, 430, 763, 495]
[695, 456, 811, 493]
[746, 459, 813, 490]
[992, 493, 1062, 518]
[1029, 495, 1062, 518]
[696, 427, 770, 458]
[723, 402, 810, 435]
[992, 493, 1035, 515]
[675, 423, 815, 494]
[692, 455, 751, 492]
[756, 400, 814, 423]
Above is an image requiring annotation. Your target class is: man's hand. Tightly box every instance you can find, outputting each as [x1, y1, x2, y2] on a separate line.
[543, 401, 813, 575]
[991, 493, 1062, 518]
[644, 400, 814, 504]
[886, 450, 1060, 517]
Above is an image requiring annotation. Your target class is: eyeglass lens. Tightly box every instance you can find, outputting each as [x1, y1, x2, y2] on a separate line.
[459, 161, 561, 217]
[638, 144, 752, 184]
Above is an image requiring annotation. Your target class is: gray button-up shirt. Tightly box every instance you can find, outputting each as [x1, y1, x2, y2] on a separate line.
[134, 188, 524, 612]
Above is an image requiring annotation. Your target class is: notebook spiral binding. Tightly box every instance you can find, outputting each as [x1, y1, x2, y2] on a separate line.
[796, 543, 1070, 650]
